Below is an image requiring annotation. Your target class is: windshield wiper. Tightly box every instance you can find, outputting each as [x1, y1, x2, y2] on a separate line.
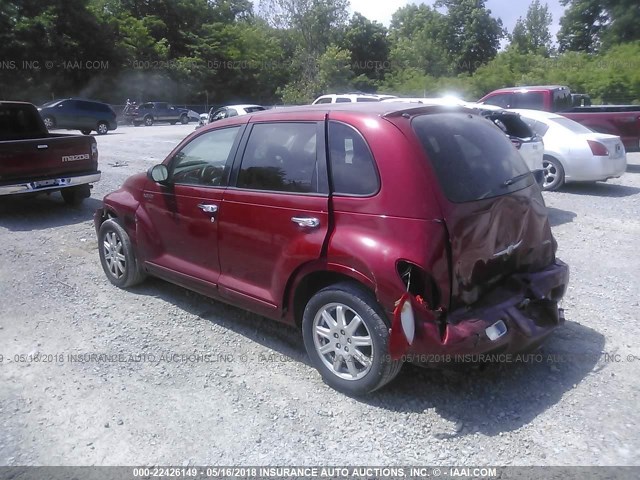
[503, 172, 531, 187]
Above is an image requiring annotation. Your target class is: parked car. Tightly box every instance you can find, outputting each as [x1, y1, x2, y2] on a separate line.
[198, 104, 266, 126]
[511, 109, 627, 191]
[38, 98, 117, 135]
[312, 93, 396, 104]
[383, 98, 544, 171]
[128, 102, 190, 126]
[95, 103, 568, 395]
[478, 86, 640, 152]
[1, 101, 100, 204]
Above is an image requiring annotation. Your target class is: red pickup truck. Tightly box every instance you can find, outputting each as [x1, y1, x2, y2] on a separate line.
[0, 101, 100, 204]
[478, 85, 640, 152]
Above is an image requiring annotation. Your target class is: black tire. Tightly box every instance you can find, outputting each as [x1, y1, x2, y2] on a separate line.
[144, 116, 153, 127]
[98, 218, 146, 288]
[170, 121, 176, 125]
[61, 184, 90, 205]
[96, 121, 109, 135]
[81, 129, 91, 135]
[302, 282, 403, 396]
[43, 116, 55, 130]
[180, 114, 188, 124]
[542, 155, 565, 191]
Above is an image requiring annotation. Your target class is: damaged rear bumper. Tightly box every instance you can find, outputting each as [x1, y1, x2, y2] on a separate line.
[391, 259, 569, 361]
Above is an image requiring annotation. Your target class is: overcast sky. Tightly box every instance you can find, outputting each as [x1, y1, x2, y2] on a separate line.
[348, 0, 566, 40]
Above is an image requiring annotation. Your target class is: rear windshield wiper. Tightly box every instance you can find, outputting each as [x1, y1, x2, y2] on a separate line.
[503, 172, 531, 187]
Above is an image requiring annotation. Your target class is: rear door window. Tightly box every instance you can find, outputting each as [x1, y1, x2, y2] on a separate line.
[335, 97, 351, 103]
[412, 113, 533, 203]
[513, 92, 544, 110]
[236, 122, 325, 194]
[328, 122, 379, 196]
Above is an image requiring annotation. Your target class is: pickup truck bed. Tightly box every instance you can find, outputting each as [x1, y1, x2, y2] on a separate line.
[0, 101, 100, 204]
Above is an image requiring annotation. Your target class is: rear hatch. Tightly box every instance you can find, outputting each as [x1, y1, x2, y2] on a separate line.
[411, 112, 556, 310]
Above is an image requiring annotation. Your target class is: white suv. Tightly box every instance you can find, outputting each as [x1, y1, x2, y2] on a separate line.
[312, 94, 396, 105]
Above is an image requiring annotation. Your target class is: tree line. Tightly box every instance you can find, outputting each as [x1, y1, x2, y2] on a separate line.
[0, 0, 639, 107]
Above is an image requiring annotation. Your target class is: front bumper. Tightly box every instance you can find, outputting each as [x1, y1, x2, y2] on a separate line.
[395, 259, 569, 361]
[0, 172, 101, 196]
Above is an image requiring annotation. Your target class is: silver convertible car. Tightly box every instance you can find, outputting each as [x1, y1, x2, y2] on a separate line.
[512, 109, 627, 190]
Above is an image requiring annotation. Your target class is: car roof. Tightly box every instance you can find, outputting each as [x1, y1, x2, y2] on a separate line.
[490, 85, 568, 93]
[225, 104, 263, 109]
[244, 102, 475, 119]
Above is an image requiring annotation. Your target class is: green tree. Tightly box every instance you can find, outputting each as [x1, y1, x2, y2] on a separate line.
[509, 0, 554, 56]
[557, 0, 607, 52]
[341, 12, 389, 89]
[435, 0, 505, 74]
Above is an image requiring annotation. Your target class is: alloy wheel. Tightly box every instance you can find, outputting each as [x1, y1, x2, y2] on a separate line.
[103, 231, 126, 279]
[312, 302, 373, 380]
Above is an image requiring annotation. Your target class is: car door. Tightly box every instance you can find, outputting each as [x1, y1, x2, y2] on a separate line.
[140, 125, 245, 291]
[216, 115, 330, 316]
[54, 100, 76, 128]
[156, 103, 170, 121]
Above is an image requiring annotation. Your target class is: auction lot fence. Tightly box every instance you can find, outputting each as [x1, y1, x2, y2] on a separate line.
[1, 466, 638, 480]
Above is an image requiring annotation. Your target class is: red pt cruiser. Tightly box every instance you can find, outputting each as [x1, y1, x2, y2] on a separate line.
[95, 103, 569, 395]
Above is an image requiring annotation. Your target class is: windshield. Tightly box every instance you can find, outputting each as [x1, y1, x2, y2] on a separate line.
[551, 116, 594, 134]
[412, 113, 533, 203]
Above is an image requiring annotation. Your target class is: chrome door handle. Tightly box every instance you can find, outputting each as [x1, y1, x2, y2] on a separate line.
[197, 203, 218, 214]
[37, 144, 49, 150]
[291, 216, 320, 228]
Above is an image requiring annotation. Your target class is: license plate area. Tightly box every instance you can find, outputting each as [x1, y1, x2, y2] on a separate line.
[31, 178, 70, 189]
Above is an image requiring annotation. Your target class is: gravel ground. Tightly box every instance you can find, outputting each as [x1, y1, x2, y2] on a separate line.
[1, 124, 639, 466]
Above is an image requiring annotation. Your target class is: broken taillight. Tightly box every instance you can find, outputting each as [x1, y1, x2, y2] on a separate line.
[587, 140, 608, 156]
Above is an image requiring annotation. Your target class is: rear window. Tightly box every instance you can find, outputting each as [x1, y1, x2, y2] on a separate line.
[521, 118, 550, 137]
[412, 113, 533, 203]
[551, 116, 593, 134]
[0, 104, 46, 140]
[245, 107, 265, 113]
[356, 97, 380, 102]
[553, 89, 572, 112]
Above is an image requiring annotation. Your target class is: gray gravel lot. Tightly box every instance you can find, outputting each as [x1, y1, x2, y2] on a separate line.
[1, 124, 639, 466]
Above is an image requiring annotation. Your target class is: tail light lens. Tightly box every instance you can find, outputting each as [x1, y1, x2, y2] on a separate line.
[91, 142, 98, 163]
[588, 140, 608, 156]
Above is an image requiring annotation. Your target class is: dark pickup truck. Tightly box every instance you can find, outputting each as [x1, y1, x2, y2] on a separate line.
[478, 85, 640, 152]
[0, 101, 100, 204]
[127, 102, 190, 126]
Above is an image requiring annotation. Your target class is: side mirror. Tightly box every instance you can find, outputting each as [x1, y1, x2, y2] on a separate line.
[533, 169, 545, 187]
[147, 164, 169, 184]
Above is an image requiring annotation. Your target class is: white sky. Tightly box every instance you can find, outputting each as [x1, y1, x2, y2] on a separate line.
[349, 0, 566, 38]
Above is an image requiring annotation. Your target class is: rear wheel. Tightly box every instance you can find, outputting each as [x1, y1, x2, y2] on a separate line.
[180, 114, 188, 124]
[98, 218, 146, 288]
[43, 116, 55, 129]
[96, 121, 109, 135]
[61, 185, 90, 205]
[542, 155, 565, 191]
[302, 282, 403, 396]
[144, 116, 153, 126]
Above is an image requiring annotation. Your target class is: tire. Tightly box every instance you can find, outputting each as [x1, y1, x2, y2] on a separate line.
[180, 114, 188, 124]
[170, 121, 176, 125]
[96, 121, 109, 135]
[542, 155, 565, 191]
[98, 218, 146, 288]
[302, 282, 403, 396]
[61, 184, 90, 205]
[144, 116, 153, 127]
[81, 129, 91, 135]
[43, 116, 55, 130]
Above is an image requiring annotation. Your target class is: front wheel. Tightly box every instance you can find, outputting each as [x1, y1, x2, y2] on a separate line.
[542, 156, 565, 191]
[98, 218, 146, 288]
[144, 116, 153, 127]
[96, 121, 109, 135]
[302, 282, 403, 396]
